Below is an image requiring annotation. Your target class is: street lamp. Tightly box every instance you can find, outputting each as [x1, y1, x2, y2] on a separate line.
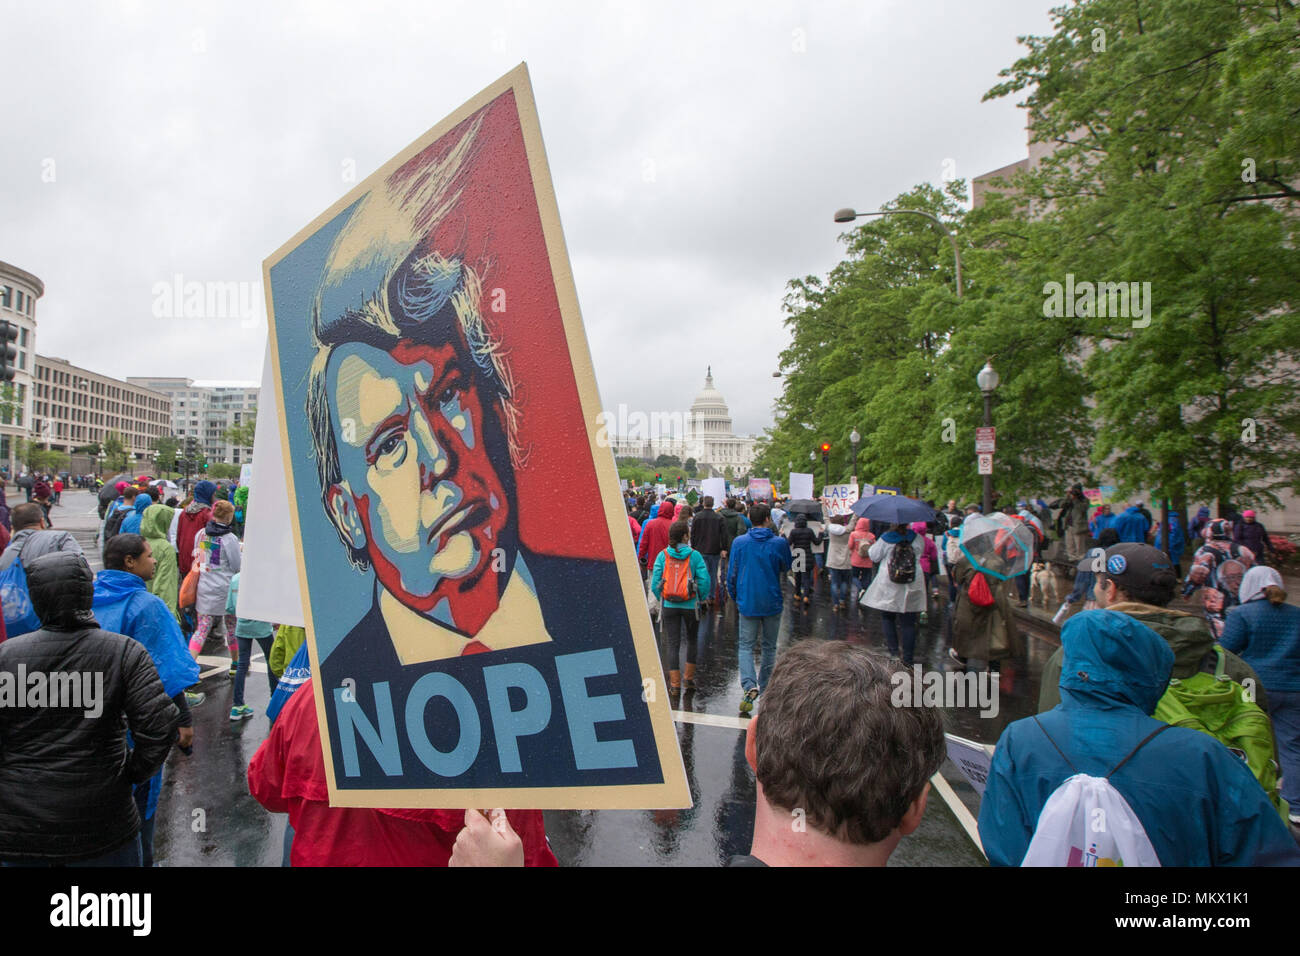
[849, 428, 861, 487]
[96, 450, 105, 479]
[833, 207, 963, 299]
[977, 360, 1000, 514]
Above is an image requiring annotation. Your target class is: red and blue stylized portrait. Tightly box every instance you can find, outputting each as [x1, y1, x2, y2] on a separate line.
[264, 67, 686, 808]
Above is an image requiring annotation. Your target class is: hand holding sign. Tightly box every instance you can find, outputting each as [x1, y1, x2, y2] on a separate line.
[449, 808, 524, 867]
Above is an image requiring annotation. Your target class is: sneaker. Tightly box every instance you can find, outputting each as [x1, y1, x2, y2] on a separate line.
[229, 704, 254, 721]
[184, 690, 206, 708]
[228, 660, 238, 677]
[739, 687, 760, 714]
[919, 610, 928, 625]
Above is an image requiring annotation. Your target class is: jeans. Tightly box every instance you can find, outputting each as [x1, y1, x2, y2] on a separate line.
[660, 606, 699, 673]
[880, 610, 919, 666]
[3, 833, 142, 867]
[737, 613, 780, 693]
[1067, 569, 1095, 604]
[701, 553, 720, 603]
[133, 779, 156, 867]
[1266, 689, 1300, 807]
[829, 567, 852, 605]
[793, 566, 812, 598]
[233, 634, 276, 706]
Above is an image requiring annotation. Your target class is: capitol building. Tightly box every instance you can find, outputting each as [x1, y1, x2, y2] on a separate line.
[609, 368, 758, 475]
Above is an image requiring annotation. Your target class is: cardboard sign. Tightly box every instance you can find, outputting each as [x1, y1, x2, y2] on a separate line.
[655, 483, 668, 498]
[701, 477, 725, 505]
[788, 472, 814, 500]
[238, 463, 253, 487]
[236, 340, 305, 628]
[747, 477, 772, 501]
[945, 734, 995, 795]
[262, 65, 687, 810]
[822, 483, 859, 516]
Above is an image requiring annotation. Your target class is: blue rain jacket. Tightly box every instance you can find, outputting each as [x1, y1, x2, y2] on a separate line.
[978, 609, 1300, 866]
[726, 527, 792, 618]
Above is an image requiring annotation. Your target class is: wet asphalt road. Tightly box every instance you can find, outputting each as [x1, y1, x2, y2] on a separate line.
[59, 490, 1051, 866]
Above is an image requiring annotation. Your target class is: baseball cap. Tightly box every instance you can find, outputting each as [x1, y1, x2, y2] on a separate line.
[1077, 543, 1175, 592]
[1242, 509, 1256, 518]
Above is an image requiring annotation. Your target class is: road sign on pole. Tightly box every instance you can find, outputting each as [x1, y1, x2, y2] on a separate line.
[977, 453, 993, 475]
[975, 427, 996, 454]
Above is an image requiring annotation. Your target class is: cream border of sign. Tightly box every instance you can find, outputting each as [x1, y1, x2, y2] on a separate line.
[261, 63, 690, 810]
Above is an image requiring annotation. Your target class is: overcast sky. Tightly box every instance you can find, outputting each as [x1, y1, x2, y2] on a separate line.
[1, 0, 1054, 436]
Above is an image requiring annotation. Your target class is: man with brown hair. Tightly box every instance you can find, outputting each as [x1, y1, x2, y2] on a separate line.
[731, 640, 945, 866]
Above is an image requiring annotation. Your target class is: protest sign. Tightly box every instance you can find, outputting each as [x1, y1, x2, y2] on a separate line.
[701, 477, 725, 504]
[747, 477, 772, 501]
[262, 64, 687, 810]
[945, 734, 995, 795]
[788, 472, 813, 500]
[822, 483, 859, 516]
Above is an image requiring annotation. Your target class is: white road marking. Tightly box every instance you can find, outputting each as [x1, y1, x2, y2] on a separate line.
[930, 770, 986, 858]
[197, 654, 267, 675]
[671, 709, 750, 730]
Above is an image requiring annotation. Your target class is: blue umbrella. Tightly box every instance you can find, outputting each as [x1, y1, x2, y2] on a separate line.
[849, 493, 936, 525]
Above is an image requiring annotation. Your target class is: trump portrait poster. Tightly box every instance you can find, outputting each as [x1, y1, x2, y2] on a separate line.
[262, 65, 688, 809]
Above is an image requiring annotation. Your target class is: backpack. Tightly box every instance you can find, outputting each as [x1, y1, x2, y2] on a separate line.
[662, 551, 696, 603]
[1153, 646, 1288, 821]
[1021, 718, 1170, 867]
[102, 507, 128, 547]
[0, 555, 43, 639]
[887, 538, 916, 584]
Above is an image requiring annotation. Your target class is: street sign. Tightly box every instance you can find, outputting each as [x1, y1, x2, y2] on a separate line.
[977, 453, 993, 475]
[975, 427, 996, 453]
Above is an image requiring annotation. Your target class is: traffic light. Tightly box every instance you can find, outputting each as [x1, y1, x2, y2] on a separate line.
[655, 473, 662, 482]
[0, 321, 16, 382]
[820, 441, 831, 462]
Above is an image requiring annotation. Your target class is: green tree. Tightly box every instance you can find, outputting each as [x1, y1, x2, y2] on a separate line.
[653, 453, 681, 470]
[103, 431, 128, 473]
[152, 435, 179, 475]
[223, 409, 257, 451]
[683, 457, 697, 474]
[986, 0, 1300, 512]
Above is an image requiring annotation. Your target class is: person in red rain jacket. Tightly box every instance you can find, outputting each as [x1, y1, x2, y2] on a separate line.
[638, 499, 676, 572]
[247, 677, 558, 867]
[175, 480, 215, 578]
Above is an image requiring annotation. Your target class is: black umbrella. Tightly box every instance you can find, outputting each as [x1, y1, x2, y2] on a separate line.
[97, 473, 134, 506]
[849, 493, 936, 525]
[784, 498, 824, 518]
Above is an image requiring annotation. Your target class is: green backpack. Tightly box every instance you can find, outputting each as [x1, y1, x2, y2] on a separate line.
[1153, 646, 1289, 822]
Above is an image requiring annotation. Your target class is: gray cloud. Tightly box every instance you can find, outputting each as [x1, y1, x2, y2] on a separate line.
[0, 0, 1053, 437]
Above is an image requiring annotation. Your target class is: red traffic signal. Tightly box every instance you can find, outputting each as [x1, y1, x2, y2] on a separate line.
[820, 441, 831, 460]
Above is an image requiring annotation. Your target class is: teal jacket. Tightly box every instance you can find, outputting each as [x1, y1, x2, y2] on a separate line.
[651, 544, 711, 609]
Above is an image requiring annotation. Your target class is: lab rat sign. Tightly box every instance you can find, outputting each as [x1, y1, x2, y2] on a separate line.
[262, 64, 688, 809]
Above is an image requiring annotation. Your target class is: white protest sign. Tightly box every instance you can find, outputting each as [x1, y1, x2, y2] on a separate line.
[789, 472, 814, 500]
[701, 477, 726, 505]
[822, 483, 859, 516]
[945, 734, 995, 795]
[235, 339, 305, 627]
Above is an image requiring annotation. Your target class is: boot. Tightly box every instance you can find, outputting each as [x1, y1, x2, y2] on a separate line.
[682, 662, 696, 688]
[668, 669, 682, 694]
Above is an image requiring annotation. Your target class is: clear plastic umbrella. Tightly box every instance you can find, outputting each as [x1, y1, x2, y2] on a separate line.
[959, 512, 1034, 580]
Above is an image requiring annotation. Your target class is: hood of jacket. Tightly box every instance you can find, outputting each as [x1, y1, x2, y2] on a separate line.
[93, 567, 149, 601]
[131, 494, 152, 516]
[648, 503, 660, 520]
[205, 519, 233, 537]
[659, 501, 676, 521]
[27, 550, 98, 631]
[881, 529, 916, 544]
[746, 526, 775, 542]
[1106, 601, 1214, 676]
[193, 479, 217, 506]
[1058, 609, 1173, 715]
[665, 544, 693, 559]
[854, 518, 871, 533]
[140, 503, 175, 540]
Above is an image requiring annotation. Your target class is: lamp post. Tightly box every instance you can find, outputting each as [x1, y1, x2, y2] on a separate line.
[850, 428, 860, 488]
[833, 207, 963, 298]
[96, 450, 105, 479]
[977, 360, 1000, 514]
